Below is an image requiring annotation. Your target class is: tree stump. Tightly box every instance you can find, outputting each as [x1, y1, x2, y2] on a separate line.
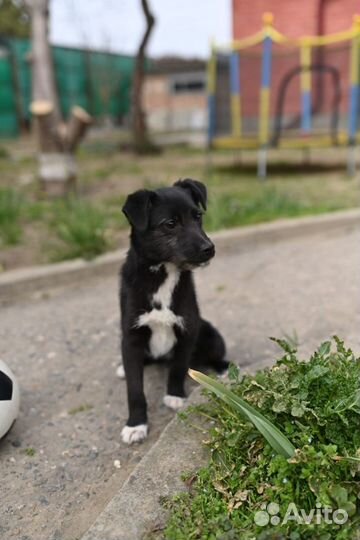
[31, 101, 92, 196]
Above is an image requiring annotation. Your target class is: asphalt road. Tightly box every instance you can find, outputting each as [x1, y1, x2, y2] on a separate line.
[0, 223, 359, 540]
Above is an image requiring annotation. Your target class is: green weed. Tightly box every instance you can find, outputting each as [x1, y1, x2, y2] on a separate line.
[68, 403, 93, 415]
[51, 198, 110, 261]
[0, 146, 10, 159]
[164, 337, 360, 539]
[204, 187, 338, 231]
[0, 188, 23, 245]
[23, 447, 36, 457]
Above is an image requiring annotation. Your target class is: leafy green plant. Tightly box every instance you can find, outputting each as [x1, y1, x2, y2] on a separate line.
[189, 369, 295, 458]
[164, 337, 360, 539]
[51, 198, 110, 261]
[0, 187, 23, 245]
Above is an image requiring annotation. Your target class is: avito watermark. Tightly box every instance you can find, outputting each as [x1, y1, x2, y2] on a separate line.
[254, 502, 348, 527]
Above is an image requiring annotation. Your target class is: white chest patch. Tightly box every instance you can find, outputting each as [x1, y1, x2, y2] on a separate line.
[135, 263, 184, 358]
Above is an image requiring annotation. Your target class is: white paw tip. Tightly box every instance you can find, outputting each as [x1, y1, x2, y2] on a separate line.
[121, 424, 148, 444]
[163, 394, 185, 410]
[116, 364, 126, 379]
[219, 369, 229, 380]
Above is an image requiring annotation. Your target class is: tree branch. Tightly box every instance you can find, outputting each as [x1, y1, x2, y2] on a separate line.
[139, 0, 155, 55]
[132, 0, 155, 153]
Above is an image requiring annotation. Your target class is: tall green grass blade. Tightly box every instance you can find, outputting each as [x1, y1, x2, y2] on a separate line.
[51, 198, 109, 260]
[0, 188, 22, 245]
[188, 369, 296, 458]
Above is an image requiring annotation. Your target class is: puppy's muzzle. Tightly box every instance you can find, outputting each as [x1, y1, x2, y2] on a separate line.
[191, 239, 215, 264]
[200, 240, 215, 260]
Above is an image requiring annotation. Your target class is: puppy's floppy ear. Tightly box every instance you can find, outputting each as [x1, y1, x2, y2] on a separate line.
[122, 189, 154, 231]
[174, 178, 207, 210]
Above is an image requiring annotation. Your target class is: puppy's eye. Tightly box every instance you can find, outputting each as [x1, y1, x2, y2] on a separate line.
[194, 212, 203, 221]
[163, 219, 177, 229]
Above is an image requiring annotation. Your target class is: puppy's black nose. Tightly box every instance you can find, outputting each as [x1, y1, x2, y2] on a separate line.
[200, 241, 215, 258]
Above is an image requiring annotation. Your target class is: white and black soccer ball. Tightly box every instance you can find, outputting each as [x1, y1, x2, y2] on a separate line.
[0, 360, 20, 440]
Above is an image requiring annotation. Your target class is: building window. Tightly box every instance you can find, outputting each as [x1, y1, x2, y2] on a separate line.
[170, 73, 205, 94]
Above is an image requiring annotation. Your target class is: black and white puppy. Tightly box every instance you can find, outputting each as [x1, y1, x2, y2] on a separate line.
[118, 179, 228, 444]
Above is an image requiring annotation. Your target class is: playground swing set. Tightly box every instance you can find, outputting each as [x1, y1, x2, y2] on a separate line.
[207, 13, 360, 178]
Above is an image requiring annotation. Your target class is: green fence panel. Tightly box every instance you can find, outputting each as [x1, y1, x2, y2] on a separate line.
[87, 51, 135, 119]
[9, 38, 31, 124]
[0, 37, 138, 136]
[53, 46, 89, 117]
[0, 50, 18, 137]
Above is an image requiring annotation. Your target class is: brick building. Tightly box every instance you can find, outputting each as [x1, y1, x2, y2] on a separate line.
[231, 0, 360, 134]
[143, 57, 207, 134]
[232, 0, 360, 39]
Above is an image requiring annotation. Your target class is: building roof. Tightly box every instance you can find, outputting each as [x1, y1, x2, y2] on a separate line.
[149, 56, 206, 75]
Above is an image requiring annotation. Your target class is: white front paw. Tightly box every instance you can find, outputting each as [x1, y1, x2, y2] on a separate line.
[116, 364, 126, 379]
[163, 394, 185, 410]
[121, 424, 148, 444]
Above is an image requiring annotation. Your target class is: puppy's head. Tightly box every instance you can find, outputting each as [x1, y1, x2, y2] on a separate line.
[122, 179, 215, 268]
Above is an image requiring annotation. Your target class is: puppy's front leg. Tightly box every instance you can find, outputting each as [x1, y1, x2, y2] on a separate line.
[121, 339, 148, 444]
[164, 338, 194, 411]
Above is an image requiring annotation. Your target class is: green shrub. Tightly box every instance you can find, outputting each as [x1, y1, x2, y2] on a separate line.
[189, 368, 295, 459]
[51, 198, 110, 261]
[0, 188, 23, 245]
[164, 337, 360, 539]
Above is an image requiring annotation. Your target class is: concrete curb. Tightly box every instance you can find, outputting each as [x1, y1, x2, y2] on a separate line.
[0, 248, 127, 306]
[81, 387, 208, 540]
[1, 208, 359, 306]
[208, 208, 360, 253]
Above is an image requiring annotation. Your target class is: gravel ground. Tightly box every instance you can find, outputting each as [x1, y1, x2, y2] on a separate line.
[0, 223, 359, 540]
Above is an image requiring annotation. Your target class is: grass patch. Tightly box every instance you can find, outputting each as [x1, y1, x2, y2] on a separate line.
[214, 160, 347, 178]
[79, 140, 120, 158]
[0, 146, 10, 159]
[0, 188, 23, 245]
[163, 337, 360, 539]
[205, 187, 340, 231]
[0, 143, 358, 270]
[86, 164, 121, 181]
[51, 198, 110, 261]
[24, 200, 48, 221]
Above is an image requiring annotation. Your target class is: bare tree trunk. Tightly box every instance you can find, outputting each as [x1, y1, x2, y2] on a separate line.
[131, 0, 155, 153]
[27, 0, 92, 196]
[31, 0, 61, 122]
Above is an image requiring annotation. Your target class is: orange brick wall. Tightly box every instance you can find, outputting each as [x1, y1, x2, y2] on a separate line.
[231, 0, 358, 128]
[322, 0, 360, 34]
[232, 0, 359, 40]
